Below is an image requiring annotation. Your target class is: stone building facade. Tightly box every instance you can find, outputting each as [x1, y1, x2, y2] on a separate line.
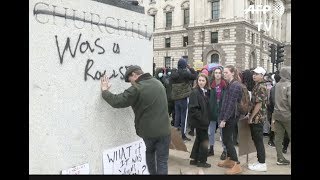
[139, 0, 291, 72]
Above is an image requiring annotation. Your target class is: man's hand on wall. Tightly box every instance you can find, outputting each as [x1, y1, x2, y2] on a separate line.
[101, 75, 111, 91]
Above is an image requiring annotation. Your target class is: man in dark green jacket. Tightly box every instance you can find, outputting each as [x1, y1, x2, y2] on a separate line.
[100, 65, 171, 174]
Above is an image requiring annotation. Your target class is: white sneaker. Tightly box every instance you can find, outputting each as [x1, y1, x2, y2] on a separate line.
[248, 162, 267, 172]
[248, 162, 259, 168]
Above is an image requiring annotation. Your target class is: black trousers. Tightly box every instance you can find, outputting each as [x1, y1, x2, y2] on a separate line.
[190, 128, 209, 163]
[250, 123, 266, 163]
[168, 100, 175, 117]
[233, 123, 238, 145]
[222, 120, 239, 162]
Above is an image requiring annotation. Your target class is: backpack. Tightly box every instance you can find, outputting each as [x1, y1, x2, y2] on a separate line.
[171, 82, 192, 100]
[265, 82, 273, 112]
[237, 82, 251, 116]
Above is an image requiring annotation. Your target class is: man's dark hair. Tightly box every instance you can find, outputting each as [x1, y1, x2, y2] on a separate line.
[241, 69, 255, 91]
[131, 69, 144, 76]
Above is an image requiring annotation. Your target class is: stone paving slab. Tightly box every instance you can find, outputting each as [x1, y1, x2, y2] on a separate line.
[168, 130, 291, 175]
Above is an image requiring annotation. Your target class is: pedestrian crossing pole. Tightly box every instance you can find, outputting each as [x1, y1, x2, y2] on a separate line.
[268, 44, 276, 73]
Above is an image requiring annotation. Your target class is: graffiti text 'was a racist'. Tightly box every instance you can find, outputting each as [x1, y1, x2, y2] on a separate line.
[55, 33, 121, 64]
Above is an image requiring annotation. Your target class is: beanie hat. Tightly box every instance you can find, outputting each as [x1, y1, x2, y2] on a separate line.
[177, 58, 187, 69]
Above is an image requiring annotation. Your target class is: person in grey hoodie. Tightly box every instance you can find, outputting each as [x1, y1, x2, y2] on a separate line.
[272, 66, 291, 165]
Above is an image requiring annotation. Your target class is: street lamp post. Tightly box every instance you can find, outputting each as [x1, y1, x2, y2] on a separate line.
[171, 58, 174, 68]
[201, 27, 205, 62]
[153, 58, 155, 76]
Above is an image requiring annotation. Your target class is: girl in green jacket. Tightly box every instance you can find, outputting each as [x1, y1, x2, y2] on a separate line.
[208, 67, 227, 160]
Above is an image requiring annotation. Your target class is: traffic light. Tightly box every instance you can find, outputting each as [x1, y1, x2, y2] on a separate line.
[268, 44, 276, 63]
[276, 44, 285, 63]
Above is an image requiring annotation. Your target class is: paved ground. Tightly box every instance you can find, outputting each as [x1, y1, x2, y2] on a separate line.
[168, 129, 291, 175]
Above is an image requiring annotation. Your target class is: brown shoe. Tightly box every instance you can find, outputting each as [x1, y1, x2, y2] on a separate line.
[225, 162, 242, 175]
[217, 157, 234, 168]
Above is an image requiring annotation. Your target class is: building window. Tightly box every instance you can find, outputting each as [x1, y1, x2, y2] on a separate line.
[251, 33, 255, 44]
[266, 13, 270, 25]
[184, 9, 189, 25]
[165, 57, 171, 68]
[183, 36, 188, 47]
[150, 0, 156, 4]
[165, 37, 171, 48]
[151, 15, 155, 30]
[211, 54, 219, 63]
[249, 52, 256, 68]
[211, 32, 218, 43]
[249, 1, 254, 22]
[166, 12, 172, 28]
[212, 0, 220, 20]
[223, 29, 230, 39]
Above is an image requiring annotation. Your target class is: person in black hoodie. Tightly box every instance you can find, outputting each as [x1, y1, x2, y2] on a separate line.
[165, 68, 175, 126]
[155, 67, 175, 126]
[188, 73, 211, 168]
[170, 58, 197, 141]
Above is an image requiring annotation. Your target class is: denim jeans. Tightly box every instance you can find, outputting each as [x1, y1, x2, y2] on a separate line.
[208, 121, 226, 152]
[143, 134, 171, 174]
[174, 98, 188, 137]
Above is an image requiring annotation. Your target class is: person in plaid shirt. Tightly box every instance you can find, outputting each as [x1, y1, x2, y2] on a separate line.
[217, 65, 242, 175]
[247, 67, 268, 172]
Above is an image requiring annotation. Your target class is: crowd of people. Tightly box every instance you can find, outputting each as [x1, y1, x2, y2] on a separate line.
[100, 58, 291, 175]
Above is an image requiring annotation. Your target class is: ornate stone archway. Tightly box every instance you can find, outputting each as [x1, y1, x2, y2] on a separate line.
[206, 50, 221, 64]
[203, 44, 225, 65]
[147, 8, 158, 15]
